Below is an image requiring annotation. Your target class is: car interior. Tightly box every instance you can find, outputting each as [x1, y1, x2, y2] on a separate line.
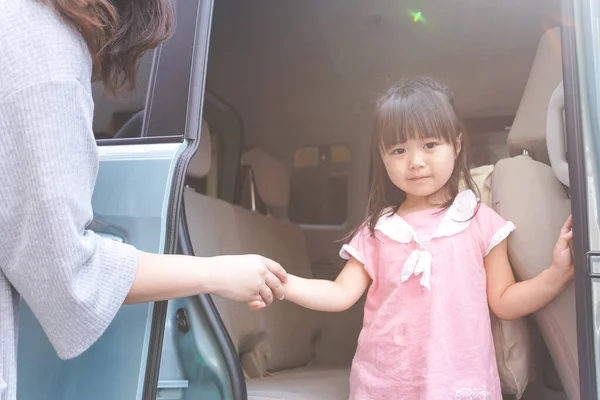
[87, 0, 582, 399]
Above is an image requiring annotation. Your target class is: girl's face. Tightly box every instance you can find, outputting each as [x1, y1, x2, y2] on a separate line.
[381, 136, 460, 201]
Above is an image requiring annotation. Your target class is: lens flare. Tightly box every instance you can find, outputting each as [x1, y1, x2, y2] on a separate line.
[409, 11, 425, 23]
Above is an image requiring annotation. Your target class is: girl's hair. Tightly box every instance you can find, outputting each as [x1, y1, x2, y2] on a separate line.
[357, 76, 479, 237]
[43, 0, 176, 94]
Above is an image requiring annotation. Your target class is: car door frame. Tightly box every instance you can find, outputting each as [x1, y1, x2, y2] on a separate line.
[95, 0, 215, 398]
[562, 0, 600, 397]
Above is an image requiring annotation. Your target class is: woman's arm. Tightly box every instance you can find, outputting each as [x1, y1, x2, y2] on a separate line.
[282, 257, 371, 312]
[127, 252, 287, 306]
[485, 216, 574, 321]
[0, 80, 285, 360]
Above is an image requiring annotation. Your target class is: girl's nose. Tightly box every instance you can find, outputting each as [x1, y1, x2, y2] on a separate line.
[408, 153, 426, 170]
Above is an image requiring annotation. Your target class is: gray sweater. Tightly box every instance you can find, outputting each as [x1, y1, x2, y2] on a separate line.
[0, 1, 140, 398]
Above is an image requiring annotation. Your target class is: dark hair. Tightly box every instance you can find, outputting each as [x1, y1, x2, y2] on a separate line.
[43, 0, 176, 94]
[356, 76, 479, 237]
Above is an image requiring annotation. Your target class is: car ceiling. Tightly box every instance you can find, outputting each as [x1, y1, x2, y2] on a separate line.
[92, 0, 561, 154]
[206, 0, 561, 152]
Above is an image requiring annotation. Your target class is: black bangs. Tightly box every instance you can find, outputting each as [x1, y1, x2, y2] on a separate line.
[374, 77, 463, 152]
[349, 76, 477, 240]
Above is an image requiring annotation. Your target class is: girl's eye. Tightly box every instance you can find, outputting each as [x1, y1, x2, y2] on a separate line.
[424, 142, 438, 150]
[392, 148, 405, 155]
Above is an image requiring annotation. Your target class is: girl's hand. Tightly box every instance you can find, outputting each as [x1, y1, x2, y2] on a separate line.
[484, 215, 574, 320]
[550, 215, 575, 282]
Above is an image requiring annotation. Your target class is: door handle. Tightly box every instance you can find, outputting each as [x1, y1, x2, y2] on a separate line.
[96, 233, 124, 243]
[88, 219, 127, 243]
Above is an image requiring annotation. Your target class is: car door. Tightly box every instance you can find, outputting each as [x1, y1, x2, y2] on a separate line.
[563, 0, 600, 398]
[15, 1, 218, 399]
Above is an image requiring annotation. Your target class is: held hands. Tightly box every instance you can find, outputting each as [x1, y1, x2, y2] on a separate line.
[208, 255, 287, 309]
[549, 215, 575, 283]
[247, 272, 287, 311]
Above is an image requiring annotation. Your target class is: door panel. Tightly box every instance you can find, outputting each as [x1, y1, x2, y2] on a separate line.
[564, 0, 600, 398]
[17, 142, 189, 400]
[15, 0, 219, 397]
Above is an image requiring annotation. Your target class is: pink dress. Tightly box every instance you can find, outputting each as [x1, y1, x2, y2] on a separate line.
[340, 190, 515, 400]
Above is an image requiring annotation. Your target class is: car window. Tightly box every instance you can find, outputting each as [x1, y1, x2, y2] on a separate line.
[289, 144, 350, 225]
[93, 0, 197, 143]
[92, 52, 154, 139]
[186, 127, 221, 197]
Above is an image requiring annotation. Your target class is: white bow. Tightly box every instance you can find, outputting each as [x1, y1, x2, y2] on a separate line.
[401, 249, 432, 290]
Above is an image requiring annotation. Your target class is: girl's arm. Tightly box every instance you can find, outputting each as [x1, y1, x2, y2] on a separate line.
[485, 216, 574, 321]
[282, 257, 371, 312]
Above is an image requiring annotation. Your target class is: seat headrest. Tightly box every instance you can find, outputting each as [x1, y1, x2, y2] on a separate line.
[187, 120, 212, 179]
[114, 110, 145, 138]
[507, 27, 562, 164]
[241, 149, 290, 208]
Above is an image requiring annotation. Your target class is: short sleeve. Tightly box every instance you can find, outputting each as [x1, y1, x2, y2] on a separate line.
[339, 225, 371, 265]
[475, 204, 516, 257]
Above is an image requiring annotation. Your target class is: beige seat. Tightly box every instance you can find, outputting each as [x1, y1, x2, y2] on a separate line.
[246, 366, 350, 400]
[491, 27, 578, 399]
[185, 122, 262, 349]
[240, 148, 290, 218]
[235, 149, 350, 399]
[185, 137, 351, 399]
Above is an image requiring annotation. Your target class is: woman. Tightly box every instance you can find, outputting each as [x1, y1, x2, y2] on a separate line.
[0, 0, 286, 398]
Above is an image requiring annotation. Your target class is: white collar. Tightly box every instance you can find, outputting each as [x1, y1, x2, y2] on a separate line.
[372, 190, 479, 290]
[374, 189, 479, 247]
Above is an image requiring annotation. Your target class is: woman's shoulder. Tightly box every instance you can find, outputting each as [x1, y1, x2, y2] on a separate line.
[0, 0, 92, 100]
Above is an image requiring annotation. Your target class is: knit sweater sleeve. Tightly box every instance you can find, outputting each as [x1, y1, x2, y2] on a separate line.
[0, 79, 139, 360]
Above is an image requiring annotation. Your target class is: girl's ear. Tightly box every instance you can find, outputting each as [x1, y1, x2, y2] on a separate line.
[455, 133, 463, 157]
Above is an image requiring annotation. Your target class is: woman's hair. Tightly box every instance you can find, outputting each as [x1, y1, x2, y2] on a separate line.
[43, 0, 176, 94]
[358, 76, 479, 237]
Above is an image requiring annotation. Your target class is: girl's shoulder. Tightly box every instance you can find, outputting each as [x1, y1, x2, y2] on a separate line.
[470, 198, 516, 257]
[444, 189, 508, 232]
[339, 217, 391, 265]
[428, 190, 515, 256]
[472, 201, 511, 231]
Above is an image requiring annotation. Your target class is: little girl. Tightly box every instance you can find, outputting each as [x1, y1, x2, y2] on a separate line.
[280, 77, 574, 399]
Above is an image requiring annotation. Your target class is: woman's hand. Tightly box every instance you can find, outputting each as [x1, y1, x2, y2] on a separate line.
[549, 215, 575, 283]
[207, 255, 287, 308]
[125, 252, 287, 305]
